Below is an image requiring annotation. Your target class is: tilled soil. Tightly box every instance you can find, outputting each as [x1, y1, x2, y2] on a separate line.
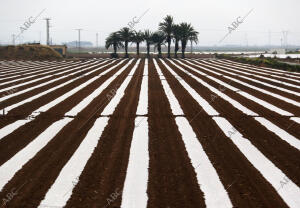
[0, 58, 299, 208]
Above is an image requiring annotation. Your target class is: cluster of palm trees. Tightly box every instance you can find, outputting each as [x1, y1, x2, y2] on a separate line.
[105, 15, 198, 58]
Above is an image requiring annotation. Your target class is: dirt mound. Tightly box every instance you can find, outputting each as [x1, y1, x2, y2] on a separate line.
[0, 44, 63, 61]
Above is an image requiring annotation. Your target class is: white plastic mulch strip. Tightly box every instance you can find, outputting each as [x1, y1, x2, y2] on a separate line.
[169, 60, 258, 116]
[143, 58, 148, 76]
[0, 118, 73, 191]
[260, 66, 300, 75]
[120, 117, 149, 208]
[38, 117, 109, 208]
[32, 60, 123, 117]
[163, 59, 300, 205]
[153, 59, 184, 115]
[0, 64, 65, 80]
[153, 59, 232, 207]
[0, 61, 68, 75]
[101, 59, 141, 116]
[0, 60, 78, 80]
[214, 60, 300, 84]
[121, 60, 158, 208]
[41, 59, 143, 207]
[254, 117, 300, 151]
[0, 60, 108, 102]
[182, 60, 299, 123]
[210, 60, 300, 87]
[176, 59, 294, 116]
[0, 60, 120, 139]
[184, 59, 300, 108]
[121, 60, 150, 208]
[171, 60, 299, 149]
[160, 59, 219, 116]
[136, 59, 148, 115]
[0, 120, 30, 141]
[65, 59, 133, 117]
[213, 117, 300, 208]
[0, 61, 83, 90]
[200, 60, 300, 97]
[237, 91, 293, 116]
[0, 60, 95, 88]
[1, 60, 112, 114]
[290, 117, 300, 125]
[222, 59, 300, 77]
[175, 117, 233, 207]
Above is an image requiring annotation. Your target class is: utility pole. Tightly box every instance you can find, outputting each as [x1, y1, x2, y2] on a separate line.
[44, 18, 51, 45]
[282, 31, 288, 49]
[96, 33, 99, 49]
[245, 33, 248, 48]
[268, 30, 271, 47]
[75, 29, 83, 53]
[12, 34, 16, 45]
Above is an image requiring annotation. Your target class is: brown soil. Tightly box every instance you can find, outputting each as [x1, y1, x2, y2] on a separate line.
[0, 58, 299, 208]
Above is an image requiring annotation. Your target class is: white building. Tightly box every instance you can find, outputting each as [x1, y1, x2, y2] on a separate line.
[268, 49, 286, 54]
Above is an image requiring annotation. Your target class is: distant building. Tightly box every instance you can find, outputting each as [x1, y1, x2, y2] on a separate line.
[50, 45, 67, 57]
[268, 49, 286, 54]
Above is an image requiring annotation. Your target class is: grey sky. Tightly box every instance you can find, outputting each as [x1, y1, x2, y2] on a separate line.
[0, 0, 299, 46]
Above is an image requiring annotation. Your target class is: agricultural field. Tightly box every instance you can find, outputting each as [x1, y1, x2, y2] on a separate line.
[0, 58, 299, 208]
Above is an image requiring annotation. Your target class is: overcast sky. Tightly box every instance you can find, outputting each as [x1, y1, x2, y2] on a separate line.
[0, 0, 299, 46]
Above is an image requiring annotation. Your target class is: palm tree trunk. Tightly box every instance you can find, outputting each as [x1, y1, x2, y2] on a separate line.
[158, 44, 162, 58]
[137, 42, 140, 56]
[147, 42, 150, 57]
[167, 36, 171, 58]
[113, 43, 117, 54]
[125, 41, 128, 58]
[181, 41, 186, 58]
[175, 39, 179, 58]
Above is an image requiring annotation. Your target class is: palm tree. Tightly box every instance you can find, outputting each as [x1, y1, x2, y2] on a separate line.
[118, 27, 134, 58]
[105, 32, 123, 58]
[178, 23, 198, 58]
[159, 15, 174, 58]
[151, 31, 166, 58]
[172, 24, 181, 58]
[143, 30, 153, 57]
[189, 32, 199, 53]
[131, 30, 144, 56]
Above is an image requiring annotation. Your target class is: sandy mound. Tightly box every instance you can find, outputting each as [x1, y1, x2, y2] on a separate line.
[0, 44, 63, 61]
